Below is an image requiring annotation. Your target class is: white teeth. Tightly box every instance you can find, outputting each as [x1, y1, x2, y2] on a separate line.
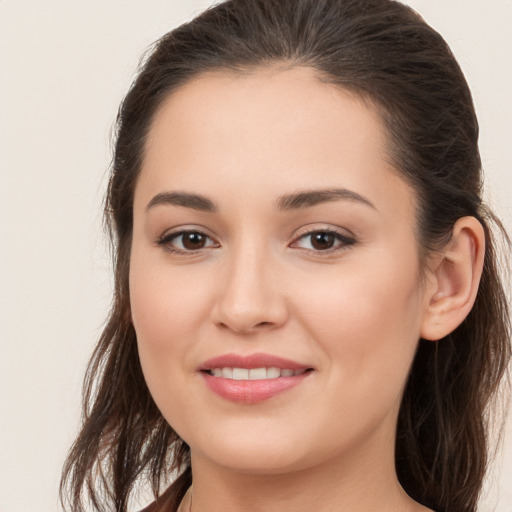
[248, 367, 267, 380]
[210, 367, 307, 380]
[232, 368, 249, 380]
[221, 367, 233, 379]
[267, 367, 281, 378]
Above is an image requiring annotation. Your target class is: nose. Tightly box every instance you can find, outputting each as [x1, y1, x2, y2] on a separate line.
[211, 244, 288, 334]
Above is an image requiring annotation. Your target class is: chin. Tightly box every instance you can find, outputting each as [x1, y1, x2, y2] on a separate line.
[190, 428, 313, 475]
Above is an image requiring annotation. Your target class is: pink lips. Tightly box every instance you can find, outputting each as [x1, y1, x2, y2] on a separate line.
[199, 352, 313, 404]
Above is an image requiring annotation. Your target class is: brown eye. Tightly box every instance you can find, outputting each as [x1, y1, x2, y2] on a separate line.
[158, 230, 218, 253]
[310, 232, 336, 250]
[291, 229, 355, 253]
[181, 232, 207, 250]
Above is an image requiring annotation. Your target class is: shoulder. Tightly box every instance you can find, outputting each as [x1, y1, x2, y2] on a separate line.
[137, 485, 176, 512]
[136, 466, 192, 512]
[136, 473, 191, 512]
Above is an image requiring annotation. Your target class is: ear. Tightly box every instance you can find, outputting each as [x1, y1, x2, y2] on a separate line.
[421, 216, 485, 341]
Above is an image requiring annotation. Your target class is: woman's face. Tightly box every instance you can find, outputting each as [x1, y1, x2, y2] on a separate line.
[130, 66, 433, 475]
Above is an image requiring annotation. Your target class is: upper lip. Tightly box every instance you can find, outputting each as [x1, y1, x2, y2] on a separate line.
[199, 352, 312, 371]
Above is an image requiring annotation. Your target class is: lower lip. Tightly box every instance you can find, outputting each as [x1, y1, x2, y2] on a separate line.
[201, 371, 311, 404]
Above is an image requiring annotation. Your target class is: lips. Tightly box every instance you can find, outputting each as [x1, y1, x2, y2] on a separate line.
[199, 352, 314, 404]
[200, 353, 311, 371]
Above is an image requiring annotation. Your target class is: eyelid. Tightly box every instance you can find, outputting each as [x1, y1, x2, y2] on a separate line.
[156, 226, 220, 254]
[155, 224, 355, 255]
[292, 223, 355, 238]
[289, 225, 356, 253]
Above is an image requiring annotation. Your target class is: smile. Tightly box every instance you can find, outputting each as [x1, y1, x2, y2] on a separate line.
[199, 353, 314, 404]
[208, 367, 308, 380]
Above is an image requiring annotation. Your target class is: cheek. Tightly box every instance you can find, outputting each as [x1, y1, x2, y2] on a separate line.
[130, 251, 213, 350]
[129, 254, 222, 440]
[296, 251, 423, 389]
[302, 257, 420, 326]
[128, 249, 215, 411]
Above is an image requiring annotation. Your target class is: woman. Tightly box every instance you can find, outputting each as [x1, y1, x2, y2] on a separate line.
[60, 1, 511, 511]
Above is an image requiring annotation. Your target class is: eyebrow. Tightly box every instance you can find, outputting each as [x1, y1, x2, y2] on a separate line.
[146, 187, 376, 213]
[277, 188, 377, 211]
[146, 192, 217, 212]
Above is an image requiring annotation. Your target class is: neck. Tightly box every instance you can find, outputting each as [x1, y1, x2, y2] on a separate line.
[187, 430, 430, 512]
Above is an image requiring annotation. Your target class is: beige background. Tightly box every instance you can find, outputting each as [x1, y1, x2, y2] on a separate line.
[0, 1, 510, 510]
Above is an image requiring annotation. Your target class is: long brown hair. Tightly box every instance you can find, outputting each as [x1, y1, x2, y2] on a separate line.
[60, 1, 511, 511]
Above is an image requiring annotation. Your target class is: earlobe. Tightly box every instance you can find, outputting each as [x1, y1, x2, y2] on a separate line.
[421, 216, 485, 341]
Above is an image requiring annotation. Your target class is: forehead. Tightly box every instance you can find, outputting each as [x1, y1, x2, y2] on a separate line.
[139, 65, 416, 221]
[145, 65, 384, 164]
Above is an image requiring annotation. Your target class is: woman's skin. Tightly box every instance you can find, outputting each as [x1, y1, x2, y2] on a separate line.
[129, 65, 484, 512]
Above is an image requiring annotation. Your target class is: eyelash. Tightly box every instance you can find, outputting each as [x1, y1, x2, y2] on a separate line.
[156, 228, 356, 255]
[290, 229, 356, 254]
[157, 229, 219, 254]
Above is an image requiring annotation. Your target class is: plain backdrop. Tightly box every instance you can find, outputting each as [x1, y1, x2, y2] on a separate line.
[0, 1, 510, 511]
